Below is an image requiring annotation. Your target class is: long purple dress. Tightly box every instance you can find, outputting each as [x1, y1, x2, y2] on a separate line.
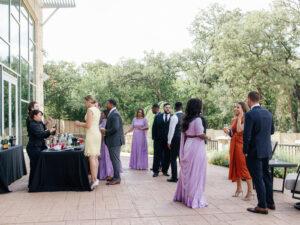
[98, 119, 114, 180]
[174, 117, 208, 208]
[129, 118, 148, 170]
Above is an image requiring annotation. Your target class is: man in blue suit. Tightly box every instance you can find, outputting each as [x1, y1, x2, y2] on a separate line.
[244, 91, 275, 215]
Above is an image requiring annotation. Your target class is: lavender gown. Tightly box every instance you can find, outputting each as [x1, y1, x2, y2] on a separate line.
[98, 119, 114, 180]
[129, 118, 148, 170]
[174, 117, 208, 208]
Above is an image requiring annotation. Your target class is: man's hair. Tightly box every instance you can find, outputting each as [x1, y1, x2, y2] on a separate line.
[163, 102, 170, 107]
[248, 91, 261, 103]
[152, 103, 159, 108]
[175, 102, 183, 111]
[107, 99, 117, 106]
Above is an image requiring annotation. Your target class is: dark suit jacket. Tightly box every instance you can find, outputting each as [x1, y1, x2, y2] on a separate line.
[243, 106, 275, 159]
[27, 120, 52, 148]
[105, 109, 125, 148]
[152, 112, 161, 141]
[152, 113, 172, 143]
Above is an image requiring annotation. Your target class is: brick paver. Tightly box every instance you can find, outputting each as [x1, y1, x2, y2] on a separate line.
[0, 153, 299, 225]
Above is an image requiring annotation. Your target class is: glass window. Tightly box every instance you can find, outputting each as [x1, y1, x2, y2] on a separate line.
[20, 58, 29, 100]
[29, 40, 35, 83]
[11, 83, 17, 137]
[29, 16, 34, 41]
[0, 40, 10, 66]
[11, 0, 20, 22]
[21, 101, 28, 145]
[20, 9, 29, 61]
[30, 84, 36, 101]
[0, 0, 9, 41]
[10, 16, 20, 73]
[4, 80, 9, 136]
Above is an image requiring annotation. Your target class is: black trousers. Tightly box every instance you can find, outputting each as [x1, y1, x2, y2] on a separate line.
[170, 137, 180, 179]
[153, 140, 170, 174]
[26, 146, 42, 188]
[246, 156, 274, 208]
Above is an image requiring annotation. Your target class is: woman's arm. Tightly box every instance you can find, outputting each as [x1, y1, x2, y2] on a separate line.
[75, 110, 93, 129]
[236, 116, 244, 133]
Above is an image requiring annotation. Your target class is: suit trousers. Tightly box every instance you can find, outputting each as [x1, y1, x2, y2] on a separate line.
[170, 137, 180, 180]
[26, 146, 42, 188]
[108, 146, 121, 180]
[246, 156, 274, 208]
[153, 141, 170, 174]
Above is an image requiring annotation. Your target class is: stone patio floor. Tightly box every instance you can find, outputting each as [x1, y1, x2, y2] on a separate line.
[0, 153, 299, 225]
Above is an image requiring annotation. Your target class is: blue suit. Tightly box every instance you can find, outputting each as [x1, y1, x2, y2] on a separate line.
[243, 106, 275, 208]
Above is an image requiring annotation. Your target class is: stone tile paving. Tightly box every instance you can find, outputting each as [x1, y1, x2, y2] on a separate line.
[0, 153, 299, 225]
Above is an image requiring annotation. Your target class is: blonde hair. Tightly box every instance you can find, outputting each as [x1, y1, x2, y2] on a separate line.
[84, 95, 96, 104]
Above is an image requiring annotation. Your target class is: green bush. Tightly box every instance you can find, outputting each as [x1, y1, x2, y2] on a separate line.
[208, 150, 229, 167]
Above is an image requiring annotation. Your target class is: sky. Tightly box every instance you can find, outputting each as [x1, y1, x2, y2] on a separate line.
[43, 0, 273, 65]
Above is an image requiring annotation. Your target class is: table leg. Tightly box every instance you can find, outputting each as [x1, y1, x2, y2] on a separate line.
[281, 167, 287, 193]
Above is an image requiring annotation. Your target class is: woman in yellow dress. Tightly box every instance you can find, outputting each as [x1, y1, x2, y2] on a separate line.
[75, 95, 101, 190]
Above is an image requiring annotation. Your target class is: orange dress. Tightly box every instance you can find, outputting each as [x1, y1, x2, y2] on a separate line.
[228, 118, 251, 182]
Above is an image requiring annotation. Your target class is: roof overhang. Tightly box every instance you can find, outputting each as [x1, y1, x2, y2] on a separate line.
[42, 0, 76, 9]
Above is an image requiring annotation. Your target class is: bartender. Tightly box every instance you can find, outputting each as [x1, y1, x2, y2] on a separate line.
[27, 110, 56, 189]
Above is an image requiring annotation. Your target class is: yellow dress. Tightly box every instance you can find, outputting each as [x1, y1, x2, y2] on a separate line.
[84, 106, 101, 156]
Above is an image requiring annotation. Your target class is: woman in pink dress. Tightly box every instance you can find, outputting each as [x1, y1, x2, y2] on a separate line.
[126, 108, 149, 170]
[174, 98, 208, 208]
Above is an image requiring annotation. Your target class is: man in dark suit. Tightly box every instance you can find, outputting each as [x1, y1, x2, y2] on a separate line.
[243, 91, 275, 214]
[151, 103, 161, 171]
[152, 103, 172, 177]
[101, 99, 125, 185]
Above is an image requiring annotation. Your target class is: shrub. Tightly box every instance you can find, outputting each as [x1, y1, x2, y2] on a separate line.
[208, 150, 229, 167]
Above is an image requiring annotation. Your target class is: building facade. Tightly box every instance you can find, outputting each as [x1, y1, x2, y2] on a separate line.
[0, 0, 43, 144]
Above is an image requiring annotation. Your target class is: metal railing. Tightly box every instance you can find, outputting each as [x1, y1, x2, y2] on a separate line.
[207, 140, 218, 151]
[275, 144, 300, 164]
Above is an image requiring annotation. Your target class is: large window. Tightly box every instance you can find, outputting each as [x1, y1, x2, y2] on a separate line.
[0, 0, 37, 145]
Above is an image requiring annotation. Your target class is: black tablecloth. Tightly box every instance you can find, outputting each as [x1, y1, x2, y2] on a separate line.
[29, 147, 91, 192]
[0, 145, 27, 193]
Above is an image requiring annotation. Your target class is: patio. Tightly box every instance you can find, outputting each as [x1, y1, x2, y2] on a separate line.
[0, 154, 299, 225]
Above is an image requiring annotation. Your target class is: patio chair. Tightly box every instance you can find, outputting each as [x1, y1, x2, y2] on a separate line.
[284, 165, 300, 210]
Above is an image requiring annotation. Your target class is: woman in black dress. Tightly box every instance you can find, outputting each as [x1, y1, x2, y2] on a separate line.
[27, 110, 56, 188]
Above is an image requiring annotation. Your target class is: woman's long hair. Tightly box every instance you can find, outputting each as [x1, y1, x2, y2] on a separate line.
[182, 98, 203, 133]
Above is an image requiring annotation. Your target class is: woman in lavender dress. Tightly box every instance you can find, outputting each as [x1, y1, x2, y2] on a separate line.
[126, 109, 149, 170]
[98, 110, 114, 181]
[174, 98, 209, 209]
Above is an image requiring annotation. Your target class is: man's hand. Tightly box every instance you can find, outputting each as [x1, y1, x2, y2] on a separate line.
[167, 144, 171, 150]
[75, 121, 81, 127]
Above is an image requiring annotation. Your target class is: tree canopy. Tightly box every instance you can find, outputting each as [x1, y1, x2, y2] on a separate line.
[44, 0, 300, 132]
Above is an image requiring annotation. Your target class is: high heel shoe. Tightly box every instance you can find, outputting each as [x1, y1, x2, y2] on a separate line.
[232, 190, 243, 197]
[243, 192, 255, 201]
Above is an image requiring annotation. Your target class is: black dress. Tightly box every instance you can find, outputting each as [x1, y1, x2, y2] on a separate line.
[26, 120, 52, 188]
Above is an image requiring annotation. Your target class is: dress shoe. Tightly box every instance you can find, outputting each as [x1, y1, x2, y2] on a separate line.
[153, 173, 159, 177]
[167, 178, 178, 183]
[163, 173, 170, 177]
[91, 179, 99, 190]
[106, 176, 113, 182]
[106, 179, 121, 185]
[247, 207, 268, 215]
[267, 204, 276, 210]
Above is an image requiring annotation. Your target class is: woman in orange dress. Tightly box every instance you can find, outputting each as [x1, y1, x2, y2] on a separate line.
[224, 102, 253, 201]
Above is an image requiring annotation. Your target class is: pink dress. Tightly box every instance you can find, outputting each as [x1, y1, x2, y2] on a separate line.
[174, 117, 208, 208]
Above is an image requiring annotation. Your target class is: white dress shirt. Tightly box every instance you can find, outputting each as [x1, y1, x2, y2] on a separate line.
[251, 103, 260, 110]
[167, 111, 182, 145]
[163, 113, 171, 122]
